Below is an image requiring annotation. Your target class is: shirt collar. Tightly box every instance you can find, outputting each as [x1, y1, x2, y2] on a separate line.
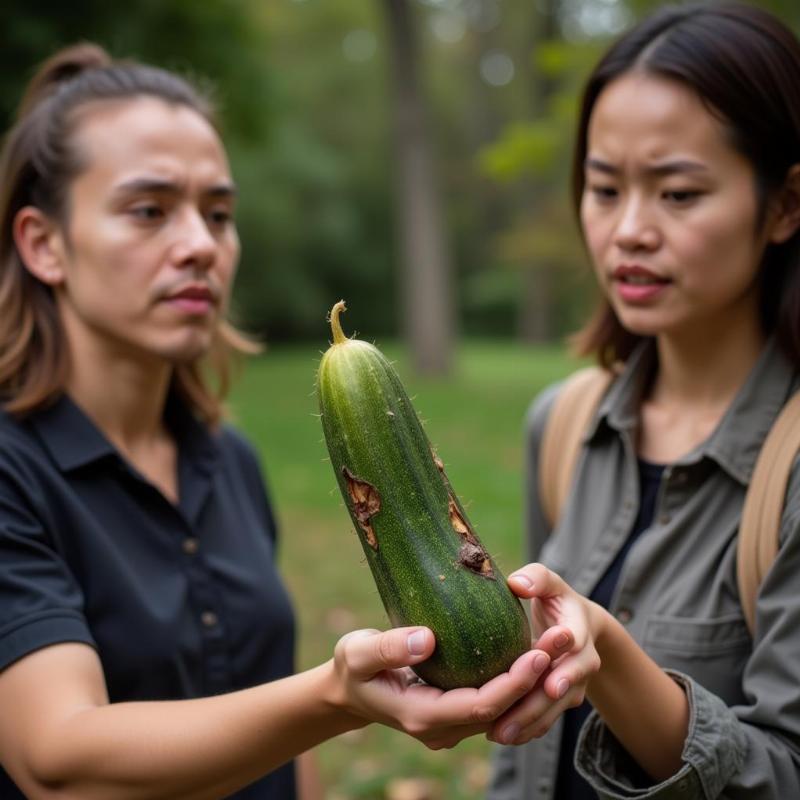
[587, 337, 798, 486]
[29, 390, 219, 474]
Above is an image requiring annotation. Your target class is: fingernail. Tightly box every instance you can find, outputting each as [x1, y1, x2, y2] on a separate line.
[555, 633, 569, 649]
[407, 629, 427, 655]
[501, 722, 521, 744]
[533, 654, 548, 672]
[510, 574, 533, 589]
[556, 678, 569, 698]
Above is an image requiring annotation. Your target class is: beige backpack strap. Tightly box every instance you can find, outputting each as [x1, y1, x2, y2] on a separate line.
[738, 389, 800, 635]
[539, 366, 614, 529]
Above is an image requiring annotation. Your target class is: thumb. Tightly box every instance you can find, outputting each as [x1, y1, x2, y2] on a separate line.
[337, 627, 435, 679]
[507, 563, 565, 599]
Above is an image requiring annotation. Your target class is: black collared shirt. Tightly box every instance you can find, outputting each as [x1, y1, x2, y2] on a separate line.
[0, 393, 296, 798]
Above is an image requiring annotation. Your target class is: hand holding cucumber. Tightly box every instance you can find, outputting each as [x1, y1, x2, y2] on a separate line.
[326, 622, 575, 750]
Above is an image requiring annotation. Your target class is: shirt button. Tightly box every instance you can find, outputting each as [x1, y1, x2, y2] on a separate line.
[672, 470, 688, 485]
[200, 610, 218, 628]
[616, 607, 634, 624]
[182, 537, 199, 555]
[658, 513, 671, 525]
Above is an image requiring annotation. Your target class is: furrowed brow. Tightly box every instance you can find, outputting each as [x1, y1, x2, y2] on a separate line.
[584, 158, 618, 175]
[112, 179, 238, 198]
[113, 178, 180, 196]
[206, 184, 238, 199]
[584, 158, 709, 177]
[645, 161, 708, 177]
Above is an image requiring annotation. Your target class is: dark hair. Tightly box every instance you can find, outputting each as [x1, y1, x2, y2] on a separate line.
[571, 2, 800, 367]
[0, 42, 255, 424]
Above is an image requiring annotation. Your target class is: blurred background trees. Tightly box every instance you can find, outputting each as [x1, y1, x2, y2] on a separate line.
[3, 0, 799, 371]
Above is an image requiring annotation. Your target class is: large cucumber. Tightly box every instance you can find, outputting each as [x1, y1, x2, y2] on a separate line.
[317, 301, 531, 689]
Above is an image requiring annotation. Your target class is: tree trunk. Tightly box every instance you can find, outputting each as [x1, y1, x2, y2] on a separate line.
[518, 0, 559, 343]
[384, 0, 454, 376]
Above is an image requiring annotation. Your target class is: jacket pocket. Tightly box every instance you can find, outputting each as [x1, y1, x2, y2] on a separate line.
[642, 614, 751, 704]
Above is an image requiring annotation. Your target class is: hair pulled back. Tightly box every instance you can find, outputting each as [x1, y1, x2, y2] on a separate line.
[0, 42, 249, 423]
[571, 2, 800, 367]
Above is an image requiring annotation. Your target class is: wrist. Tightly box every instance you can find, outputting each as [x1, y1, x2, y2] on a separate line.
[315, 659, 369, 733]
[587, 599, 616, 658]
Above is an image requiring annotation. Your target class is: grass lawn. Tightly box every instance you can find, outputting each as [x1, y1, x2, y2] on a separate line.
[229, 339, 579, 799]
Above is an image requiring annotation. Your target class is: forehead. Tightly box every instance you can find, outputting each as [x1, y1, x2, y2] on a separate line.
[70, 96, 231, 189]
[587, 72, 738, 167]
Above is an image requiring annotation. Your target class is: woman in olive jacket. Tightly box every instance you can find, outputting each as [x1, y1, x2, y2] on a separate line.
[487, 2, 800, 798]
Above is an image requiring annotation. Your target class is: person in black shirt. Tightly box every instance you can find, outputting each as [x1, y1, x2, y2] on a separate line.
[0, 43, 567, 799]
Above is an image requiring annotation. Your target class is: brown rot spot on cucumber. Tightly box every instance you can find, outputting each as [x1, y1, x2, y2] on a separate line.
[448, 498, 477, 543]
[342, 467, 380, 551]
[448, 497, 495, 579]
[432, 449, 445, 473]
[458, 542, 495, 578]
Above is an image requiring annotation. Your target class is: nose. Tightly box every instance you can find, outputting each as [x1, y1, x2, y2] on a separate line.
[613, 196, 660, 252]
[170, 208, 217, 271]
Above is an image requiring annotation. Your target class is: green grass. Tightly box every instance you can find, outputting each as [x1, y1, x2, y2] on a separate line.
[229, 339, 578, 799]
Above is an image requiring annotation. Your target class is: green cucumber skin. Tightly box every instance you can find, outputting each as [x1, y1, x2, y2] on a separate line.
[318, 338, 531, 690]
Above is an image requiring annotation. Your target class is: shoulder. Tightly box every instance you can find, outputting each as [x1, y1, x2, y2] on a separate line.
[0, 410, 48, 478]
[780, 454, 800, 540]
[524, 366, 613, 447]
[214, 423, 273, 489]
[524, 381, 565, 449]
[216, 423, 260, 464]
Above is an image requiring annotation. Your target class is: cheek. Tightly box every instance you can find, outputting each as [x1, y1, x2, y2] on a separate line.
[218, 237, 240, 296]
[579, 209, 609, 270]
[677, 211, 761, 289]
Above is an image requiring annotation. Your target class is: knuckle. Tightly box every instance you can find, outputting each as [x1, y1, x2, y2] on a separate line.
[403, 718, 428, 738]
[472, 704, 500, 724]
[425, 738, 445, 751]
[567, 692, 585, 709]
[532, 723, 550, 739]
[376, 633, 395, 665]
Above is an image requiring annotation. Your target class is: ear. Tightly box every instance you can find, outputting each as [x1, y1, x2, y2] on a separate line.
[12, 206, 68, 287]
[769, 164, 800, 245]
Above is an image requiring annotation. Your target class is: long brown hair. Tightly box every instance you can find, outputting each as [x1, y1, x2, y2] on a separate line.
[0, 42, 257, 425]
[571, 2, 800, 368]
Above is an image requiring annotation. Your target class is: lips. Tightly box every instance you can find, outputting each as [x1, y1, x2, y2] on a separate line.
[612, 265, 669, 284]
[167, 285, 215, 302]
[611, 265, 670, 304]
[162, 283, 219, 315]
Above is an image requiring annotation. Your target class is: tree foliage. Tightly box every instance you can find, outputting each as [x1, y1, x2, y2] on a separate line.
[5, 1, 799, 345]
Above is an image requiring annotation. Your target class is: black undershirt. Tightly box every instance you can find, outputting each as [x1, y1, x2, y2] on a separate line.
[554, 458, 665, 799]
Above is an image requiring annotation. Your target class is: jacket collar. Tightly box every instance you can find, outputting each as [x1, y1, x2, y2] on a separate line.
[588, 337, 798, 486]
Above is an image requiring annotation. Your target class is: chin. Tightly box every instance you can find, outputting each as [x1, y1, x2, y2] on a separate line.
[157, 334, 215, 364]
[613, 308, 674, 338]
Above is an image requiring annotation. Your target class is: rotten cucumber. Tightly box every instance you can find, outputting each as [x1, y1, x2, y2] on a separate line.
[317, 301, 531, 690]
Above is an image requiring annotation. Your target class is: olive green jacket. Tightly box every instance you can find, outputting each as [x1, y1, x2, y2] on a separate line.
[488, 338, 800, 799]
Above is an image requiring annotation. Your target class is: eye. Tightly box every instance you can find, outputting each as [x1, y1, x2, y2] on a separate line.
[206, 207, 234, 226]
[129, 204, 164, 221]
[663, 189, 702, 205]
[587, 184, 618, 202]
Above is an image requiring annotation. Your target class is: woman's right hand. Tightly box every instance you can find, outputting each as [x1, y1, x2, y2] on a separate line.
[327, 624, 574, 750]
[484, 563, 604, 745]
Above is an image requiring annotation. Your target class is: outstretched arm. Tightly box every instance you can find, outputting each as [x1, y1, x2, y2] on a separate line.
[0, 624, 567, 800]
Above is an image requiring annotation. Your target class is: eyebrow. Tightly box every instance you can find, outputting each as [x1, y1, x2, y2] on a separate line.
[584, 157, 709, 177]
[112, 177, 238, 198]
